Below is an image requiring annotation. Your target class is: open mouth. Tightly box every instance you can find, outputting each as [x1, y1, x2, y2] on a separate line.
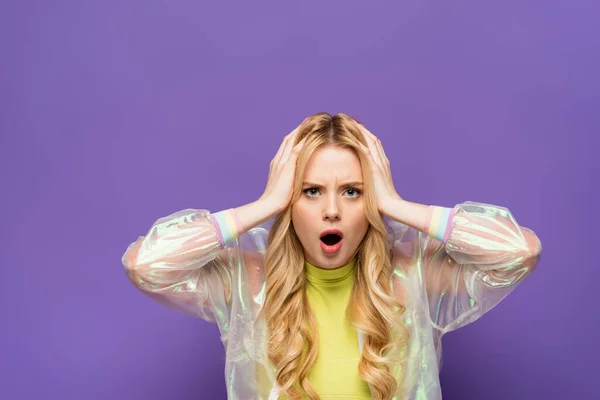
[320, 233, 342, 246]
[319, 230, 344, 254]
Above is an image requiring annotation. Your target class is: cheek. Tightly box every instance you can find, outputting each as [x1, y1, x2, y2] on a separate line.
[292, 203, 317, 248]
[291, 202, 313, 231]
[347, 210, 369, 239]
[348, 206, 368, 226]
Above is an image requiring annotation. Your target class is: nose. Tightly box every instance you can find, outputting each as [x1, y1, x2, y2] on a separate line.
[322, 195, 341, 221]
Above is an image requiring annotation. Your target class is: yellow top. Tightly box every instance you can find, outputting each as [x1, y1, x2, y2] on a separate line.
[303, 258, 372, 399]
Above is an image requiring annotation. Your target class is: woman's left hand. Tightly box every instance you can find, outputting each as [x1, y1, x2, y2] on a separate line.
[353, 120, 403, 215]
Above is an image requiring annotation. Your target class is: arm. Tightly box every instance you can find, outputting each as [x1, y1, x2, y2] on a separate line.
[122, 120, 307, 322]
[121, 199, 278, 321]
[388, 199, 542, 332]
[385, 199, 541, 261]
[350, 121, 541, 331]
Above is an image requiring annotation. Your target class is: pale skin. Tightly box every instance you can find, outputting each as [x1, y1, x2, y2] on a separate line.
[122, 117, 541, 307]
[232, 118, 438, 270]
[232, 119, 541, 269]
[291, 145, 369, 269]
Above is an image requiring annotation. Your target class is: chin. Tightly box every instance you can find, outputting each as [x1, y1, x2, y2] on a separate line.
[314, 252, 348, 268]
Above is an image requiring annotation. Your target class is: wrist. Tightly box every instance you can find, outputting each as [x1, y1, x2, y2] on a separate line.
[425, 206, 455, 244]
[255, 197, 284, 219]
[209, 208, 244, 248]
[381, 195, 404, 216]
[381, 198, 431, 234]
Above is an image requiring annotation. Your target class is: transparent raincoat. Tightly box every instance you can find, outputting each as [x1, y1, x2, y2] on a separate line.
[121, 201, 542, 399]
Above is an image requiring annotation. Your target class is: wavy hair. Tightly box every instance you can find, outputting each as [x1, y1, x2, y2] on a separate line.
[263, 112, 410, 400]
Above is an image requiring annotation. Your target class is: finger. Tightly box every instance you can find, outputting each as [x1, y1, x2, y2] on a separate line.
[273, 126, 300, 166]
[282, 134, 306, 163]
[355, 123, 384, 170]
[353, 120, 377, 150]
[380, 143, 392, 175]
[354, 120, 377, 142]
[357, 122, 383, 156]
[366, 133, 394, 183]
[357, 141, 378, 172]
[373, 136, 390, 174]
[356, 121, 390, 172]
[272, 136, 290, 166]
[293, 135, 307, 152]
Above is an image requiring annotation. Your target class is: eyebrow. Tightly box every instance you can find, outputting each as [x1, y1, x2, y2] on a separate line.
[303, 181, 363, 187]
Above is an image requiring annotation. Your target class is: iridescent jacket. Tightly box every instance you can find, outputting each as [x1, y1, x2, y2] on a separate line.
[121, 201, 542, 399]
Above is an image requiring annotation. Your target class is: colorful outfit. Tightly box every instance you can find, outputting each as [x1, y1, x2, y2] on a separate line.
[121, 201, 542, 399]
[299, 258, 372, 399]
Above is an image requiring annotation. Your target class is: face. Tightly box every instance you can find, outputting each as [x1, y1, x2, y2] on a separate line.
[291, 145, 369, 269]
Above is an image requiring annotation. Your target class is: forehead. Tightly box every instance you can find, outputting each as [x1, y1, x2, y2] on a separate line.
[303, 145, 362, 181]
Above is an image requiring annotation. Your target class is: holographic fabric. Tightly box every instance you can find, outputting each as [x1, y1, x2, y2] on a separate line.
[121, 201, 542, 399]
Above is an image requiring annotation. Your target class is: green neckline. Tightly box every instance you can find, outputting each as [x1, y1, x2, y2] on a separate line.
[304, 258, 356, 285]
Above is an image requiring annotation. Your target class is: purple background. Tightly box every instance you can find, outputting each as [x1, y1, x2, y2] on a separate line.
[1, 1, 598, 399]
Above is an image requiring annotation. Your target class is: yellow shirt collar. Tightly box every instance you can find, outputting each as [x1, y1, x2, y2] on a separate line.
[304, 258, 356, 285]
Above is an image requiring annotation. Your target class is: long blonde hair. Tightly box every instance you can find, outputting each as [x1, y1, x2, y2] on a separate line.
[264, 112, 409, 400]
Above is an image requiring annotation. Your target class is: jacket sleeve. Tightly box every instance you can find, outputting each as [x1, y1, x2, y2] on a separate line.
[391, 201, 542, 333]
[121, 208, 242, 322]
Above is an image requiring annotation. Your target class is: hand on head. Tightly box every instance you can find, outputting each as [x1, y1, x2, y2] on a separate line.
[258, 116, 403, 217]
[352, 119, 403, 213]
[259, 120, 307, 214]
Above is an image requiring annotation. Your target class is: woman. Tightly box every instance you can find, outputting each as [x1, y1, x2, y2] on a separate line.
[121, 112, 542, 399]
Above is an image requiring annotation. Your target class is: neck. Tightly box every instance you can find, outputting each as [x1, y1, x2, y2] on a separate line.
[304, 258, 356, 285]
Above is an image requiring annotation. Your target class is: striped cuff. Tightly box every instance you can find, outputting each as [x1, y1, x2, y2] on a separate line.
[209, 208, 244, 248]
[425, 206, 455, 244]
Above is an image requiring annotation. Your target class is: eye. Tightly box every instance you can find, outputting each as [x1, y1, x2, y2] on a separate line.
[345, 188, 362, 198]
[303, 187, 320, 197]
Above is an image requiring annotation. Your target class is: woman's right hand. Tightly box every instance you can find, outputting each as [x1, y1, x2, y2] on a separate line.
[258, 122, 307, 214]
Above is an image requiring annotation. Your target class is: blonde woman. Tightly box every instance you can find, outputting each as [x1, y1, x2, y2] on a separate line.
[121, 112, 542, 399]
